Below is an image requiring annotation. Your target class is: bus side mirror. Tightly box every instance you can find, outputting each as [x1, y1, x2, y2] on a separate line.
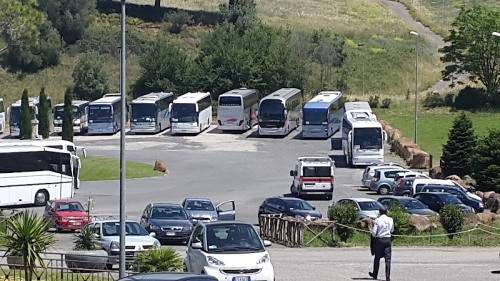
[169, 103, 172, 111]
[6, 107, 10, 116]
[383, 131, 388, 142]
[348, 130, 352, 143]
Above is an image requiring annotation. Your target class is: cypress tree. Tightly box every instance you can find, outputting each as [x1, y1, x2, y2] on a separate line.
[38, 87, 50, 139]
[19, 89, 32, 139]
[62, 87, 74, 142]
[440, 112, 477, 177]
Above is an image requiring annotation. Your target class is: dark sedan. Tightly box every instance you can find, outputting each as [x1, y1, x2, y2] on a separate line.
[258, 197, 322, 221]
[377, 196, 438, 216]
[413, 192, 475, 214]
[140, 203, 194, 244]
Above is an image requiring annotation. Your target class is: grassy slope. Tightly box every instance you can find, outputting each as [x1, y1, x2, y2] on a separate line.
[80, 155, 164, 181]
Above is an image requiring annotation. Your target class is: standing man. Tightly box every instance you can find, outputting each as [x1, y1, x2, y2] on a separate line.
[369, 206, 394, 281]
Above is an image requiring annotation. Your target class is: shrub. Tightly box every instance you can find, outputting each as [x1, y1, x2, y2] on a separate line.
[444, 93, 455, 107]
[422, 92, 445, 108]
[72, 52, 110, 101]
[19, 90, 33, 140]
[328, 203, 359, 242]
[133, 248, 184, 273]
[454, 86, 488, 110]
[62, 87, 74, 142]
[368, 95, 379, 108]
[387, 204, 411, 236]
[73, 227, 99, 250]
[164, 10, 194, 34]
[37, 88, 50, 139]
[380, 98, 392, 109]
[439, 204, 465, 240]
[470, 129, 500, 192]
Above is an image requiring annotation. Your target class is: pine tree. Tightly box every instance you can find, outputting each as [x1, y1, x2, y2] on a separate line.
[470, 129, 500, 192]
[38, 87, 50, 139]
[19, 89, 32, 139]
[62, 88, 74, 142]
[440, 112, 477, 177]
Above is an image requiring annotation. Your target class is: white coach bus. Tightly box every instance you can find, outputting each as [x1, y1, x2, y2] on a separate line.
[258, 88, 302, 136]
[217, 88, 259, 131]
[53, 100, 90, 135]
[343, 101, 372, 113]
[0, 145, 78, 207]
[87, 94, 124, 135]
[341, 108, 387, 167]
[302, 91, 344, 138]
[0, 98, 5, 134]
[130, 92, 174, 134]
[8, 96, 53, 138]
[170, 92, 212, 135]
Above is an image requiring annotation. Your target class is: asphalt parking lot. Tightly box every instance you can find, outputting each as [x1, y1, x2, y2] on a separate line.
[3, 125, 500, 280]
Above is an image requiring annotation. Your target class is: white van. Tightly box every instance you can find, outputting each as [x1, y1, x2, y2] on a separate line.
[411, 178, 481, 201]
[392, 171, 430, 189]
[290, 157, 335, 200]
[361, 163, 405, 188]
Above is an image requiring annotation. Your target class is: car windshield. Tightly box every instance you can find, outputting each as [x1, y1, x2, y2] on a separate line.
[206, 224, 264, 253]
[185, 200, 215, 211]
[56, 202, 85, 212]
[284, 200, 314, 211]
[358, 201, 382, 211]
[440, 194, 462, 204]
[400, 199, 427, 210]
[102, 222, 149, 236]
[151, 206, 188, 220]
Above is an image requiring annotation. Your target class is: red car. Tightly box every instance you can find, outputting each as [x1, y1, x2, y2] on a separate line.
[43, 199, 91, 232]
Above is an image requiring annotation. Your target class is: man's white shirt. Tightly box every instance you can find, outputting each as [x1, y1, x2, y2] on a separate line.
[372, 214, 394, 238]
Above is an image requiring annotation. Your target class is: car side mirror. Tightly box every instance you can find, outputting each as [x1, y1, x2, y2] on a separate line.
[142, 215, 147, 219]
[263, 240, 272, 247]
[312, 207, 316, 210]
[92, 233, 100, 238]
[149, 232, 156, 237]
[191, 242, 203, 249]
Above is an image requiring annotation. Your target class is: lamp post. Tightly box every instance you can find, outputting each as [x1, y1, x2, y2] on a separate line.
[358, 43, 365, 95]
[119, 0, 127, 278]
[410, 31, 419, 144]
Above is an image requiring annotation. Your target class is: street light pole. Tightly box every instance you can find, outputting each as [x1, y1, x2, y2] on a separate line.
[119, 0, 127, 278]
[358, 43, 365, 95]
[410, 31, 419, 144]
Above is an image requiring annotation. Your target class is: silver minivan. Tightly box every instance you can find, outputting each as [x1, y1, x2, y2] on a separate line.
[361, 163, 405, 188]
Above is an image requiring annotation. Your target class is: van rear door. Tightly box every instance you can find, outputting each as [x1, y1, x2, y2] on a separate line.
[301, 166, 333, 192]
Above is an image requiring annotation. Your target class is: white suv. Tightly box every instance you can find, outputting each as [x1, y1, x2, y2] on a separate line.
[290, 157, 335, 200]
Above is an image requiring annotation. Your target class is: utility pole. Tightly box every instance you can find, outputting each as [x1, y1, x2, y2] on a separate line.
[119, 0, 127, 278]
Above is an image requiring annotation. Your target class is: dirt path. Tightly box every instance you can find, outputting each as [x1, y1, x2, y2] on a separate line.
[384, 0, 467, 93]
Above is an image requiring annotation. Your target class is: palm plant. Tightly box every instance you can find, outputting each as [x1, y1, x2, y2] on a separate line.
[133, 248, 184, 273]
[73, 227, 100, 250]
[0, 211, 56, 281]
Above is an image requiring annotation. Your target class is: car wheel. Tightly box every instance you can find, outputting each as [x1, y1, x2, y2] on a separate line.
[183, 263, 188, 272]
[378, 186, 390, 195]
[290, 184, 297, 196]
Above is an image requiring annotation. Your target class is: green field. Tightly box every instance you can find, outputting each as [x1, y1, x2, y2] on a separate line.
[80, 155, 164, 181]
[374, 106, 498, 164]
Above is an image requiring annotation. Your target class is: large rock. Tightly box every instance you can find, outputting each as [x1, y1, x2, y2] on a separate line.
[379, 120, 390, 130]
[483, 191, 495, 202]
[402, 143, 421, 160]
[392, 137, 414, 158]
[486, 197, 500, 212]
[464, 213, 479, 228]
[476, 211, 494, 223]
[409, 215, 438, 232]
[65, 250, 108, 272]
[475, 191, 484, 201]
[489, 193, 500, 200]
[429, 166, 443, 179]
[408, 149, 431, 169]
[387, 128, 401, 142]
[154, 159, 167, 173]
[445, 175, 461, 182]
[357, 217, 373, 231]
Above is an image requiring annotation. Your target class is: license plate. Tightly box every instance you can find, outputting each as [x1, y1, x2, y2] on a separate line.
[166, 232, 175, 236]
[73, 222, 81, 225]
[232, 277, 249, 281]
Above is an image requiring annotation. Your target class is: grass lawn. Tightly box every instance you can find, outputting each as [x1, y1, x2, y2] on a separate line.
[80, 155, 164, 181]
[374, 106, 499, 165]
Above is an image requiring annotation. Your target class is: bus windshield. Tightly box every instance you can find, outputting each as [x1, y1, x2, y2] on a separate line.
[54, 106, 79, 120]
[10, 106, 35, 124]
[259, 100, 285, 122]
[171, 103, 197, 123]
[353, 128, 382, 149]
[131, 103, 156, 122]
[89, 105, 112, 123]
[302, 109, 327, 125]
[219, 96, 242, 106]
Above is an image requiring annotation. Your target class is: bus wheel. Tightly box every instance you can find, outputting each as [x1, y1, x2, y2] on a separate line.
[34, 190, 49, 206]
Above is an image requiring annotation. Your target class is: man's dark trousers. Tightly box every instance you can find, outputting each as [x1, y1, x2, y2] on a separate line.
[372, 237, 391, 281]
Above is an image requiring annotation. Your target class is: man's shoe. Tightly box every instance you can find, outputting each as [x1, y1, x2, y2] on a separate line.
[368, 272, 376, 279]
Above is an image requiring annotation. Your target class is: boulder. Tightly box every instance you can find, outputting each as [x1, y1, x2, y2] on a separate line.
[476, 211, 494, 224]
[408, 149, 431, 169]
[357, 217, 373, 231]
[154, 159, 167, 173]
[489, 193, 500, 200]
[409, 215, 437, 232]
[464, 213, 479, 228]
[486, 197, 500, 213]
[475, 191, 484, 201]
[445, 175, 461, 182]
[483, 191, 495, 202]
[492, 214, 500, 221]
[462, 175, 476, 186]
[379, 120, 390, 130]
[387, 128, 401, 141]
[384, 125, 394, 132]
[402, 143, 421, 160]
[65, 250, 108, 272]
[429, 166, 443, 179]
[392, 137, 414, 158]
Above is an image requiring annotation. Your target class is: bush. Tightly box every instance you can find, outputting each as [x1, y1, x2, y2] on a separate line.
[133, 248, 184, 273]
[2, 22, 63, 73]
[380, 98, 392, 109]
[422, 92, 445, 108]
[328, 203, 359, 242]
[470, 129, 500, 192]
[164, 10, 194, 34]
[19, 89, 33, 140]
[72, 52, 110, 101]
[387, 204, 411, 236]
[444, 93, 455, 107]
[368, 95, 379, 108]
[454, 86, 488, 110]
[73, 227, 99, 250]
[439, 204, 465, 240]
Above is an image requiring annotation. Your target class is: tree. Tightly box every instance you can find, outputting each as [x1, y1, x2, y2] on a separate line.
[72, 52, 109, 101]
[132, 37, 190, 98]
[0, 0, 46, 53]
[38, 87, 50, 139]
[470, 129, 500, 192]
[19, 89, 32, 139]
[439, 5, 500, 101]
[440, 112, 477, 177]
[219, 0, 260, 35]
[62, 87, 74, 142]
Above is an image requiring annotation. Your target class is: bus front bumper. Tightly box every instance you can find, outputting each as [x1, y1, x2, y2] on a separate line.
[259, 127, 285, 135]
[352, 156, 384, 166]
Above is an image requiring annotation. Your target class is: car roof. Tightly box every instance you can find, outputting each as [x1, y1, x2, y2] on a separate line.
[94, 220, 137, 223]
[119, 272, 217, 281]
[378, 196, 416, 201]
[50, 199, 81, 203]
[151, 203, 183, 207]
[184, 198, 212, 202]
[199, 221, 253, 227]
[415, 192, 450, 196]
[277, 197, 306, 202]
[343, 198, 377, 202]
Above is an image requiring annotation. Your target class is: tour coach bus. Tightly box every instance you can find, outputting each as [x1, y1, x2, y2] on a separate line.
[0, 145, 78, 207]
[130, 92, 174, 134]
[258, 88, 302, 136]
[170, 92, 212, 135]
[53, 100, 90, 135]
[302, 91, 344, 138]
[0, 98, 5, 134]
[217, 88, 260, 131]
[8, 96, 53, 138]
[87, 94, 124, 135]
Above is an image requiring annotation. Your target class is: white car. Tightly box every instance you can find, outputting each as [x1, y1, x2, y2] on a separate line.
[184, 221, 274, 281]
